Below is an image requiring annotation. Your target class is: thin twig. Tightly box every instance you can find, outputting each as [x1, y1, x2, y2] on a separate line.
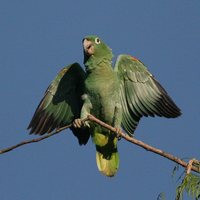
[186, 159, 195, 175]
[0, 118, 89, 154]
[0, 124, 72, 154]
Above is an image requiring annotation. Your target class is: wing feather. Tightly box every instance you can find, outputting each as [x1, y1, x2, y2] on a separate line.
[114, 55, 181, 135]
[28, 63, 90, 145]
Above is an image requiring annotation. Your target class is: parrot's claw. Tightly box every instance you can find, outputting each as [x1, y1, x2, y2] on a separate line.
[115, 127, 122, 140]
[84, 121, 90, 128]
[73, 119, 82, 128]
[73, 118, 90, 128]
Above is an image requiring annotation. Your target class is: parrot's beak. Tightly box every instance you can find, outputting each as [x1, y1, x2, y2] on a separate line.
[83, 39, 94, 56]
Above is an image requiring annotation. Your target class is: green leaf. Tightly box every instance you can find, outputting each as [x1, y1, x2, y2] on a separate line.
[176, 173, 200, 200]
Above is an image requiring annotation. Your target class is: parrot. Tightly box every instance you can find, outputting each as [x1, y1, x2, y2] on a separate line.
[28, 35, 181, 177]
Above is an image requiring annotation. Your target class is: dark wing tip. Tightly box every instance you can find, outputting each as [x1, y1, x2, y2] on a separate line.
[27, 108, 56, 135]
[154, 79, 182, 118]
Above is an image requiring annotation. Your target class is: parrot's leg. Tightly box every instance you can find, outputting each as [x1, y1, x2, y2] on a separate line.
[113, 103, 123, 139]
[115, 127, 122, 140]
[73, 94, 92, 128]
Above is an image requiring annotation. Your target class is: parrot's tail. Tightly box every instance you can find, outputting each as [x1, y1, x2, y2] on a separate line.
[96, 149, 119, 177]
[94, 132, 119, 177]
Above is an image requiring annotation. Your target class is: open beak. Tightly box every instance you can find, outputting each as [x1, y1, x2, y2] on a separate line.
[83, 39, 94, 55]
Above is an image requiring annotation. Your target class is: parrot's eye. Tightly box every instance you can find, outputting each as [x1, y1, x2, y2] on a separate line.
[95, 38, 101, 44]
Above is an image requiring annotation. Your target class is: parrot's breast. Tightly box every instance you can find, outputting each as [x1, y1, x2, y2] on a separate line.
[84, 67, 120, 125]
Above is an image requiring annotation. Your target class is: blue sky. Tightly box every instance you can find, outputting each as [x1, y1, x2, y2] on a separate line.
[0, 1, 200, 199]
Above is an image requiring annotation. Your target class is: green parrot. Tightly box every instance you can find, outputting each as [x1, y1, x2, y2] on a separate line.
[28, 35, 181, 177]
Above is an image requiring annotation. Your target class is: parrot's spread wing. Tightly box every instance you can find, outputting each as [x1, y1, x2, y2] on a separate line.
[114, 55, 181, 136]
[28, 63, 90, 145]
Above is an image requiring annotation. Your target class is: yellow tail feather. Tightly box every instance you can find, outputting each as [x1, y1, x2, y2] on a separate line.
[92, 130, 119, 177]
[96, 150, 119, 177]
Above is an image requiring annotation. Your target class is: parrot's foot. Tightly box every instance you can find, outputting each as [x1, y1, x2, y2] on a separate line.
[73, 118, 90, 128]
[73, 119, 82, 128]
[115, 127, 122, 141]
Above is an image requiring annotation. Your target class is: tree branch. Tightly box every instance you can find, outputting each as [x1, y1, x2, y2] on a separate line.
[0, 114, 199, 174]
[87, 115, 200, 174]
[0, 124, 72, 154]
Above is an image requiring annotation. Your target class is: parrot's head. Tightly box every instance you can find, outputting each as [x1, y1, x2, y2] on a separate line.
[83, 35, 113, 66]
